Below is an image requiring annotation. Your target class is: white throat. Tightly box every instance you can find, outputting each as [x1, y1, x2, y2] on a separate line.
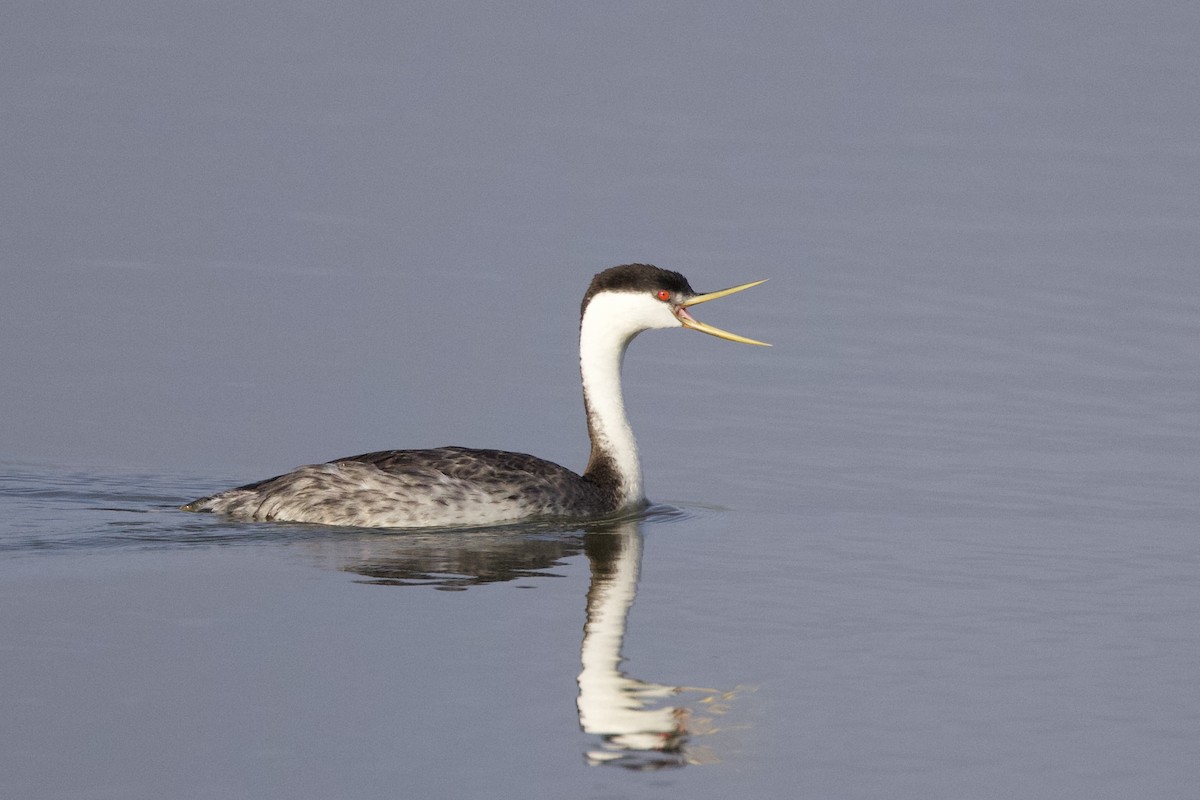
[578, 292, 682, 507]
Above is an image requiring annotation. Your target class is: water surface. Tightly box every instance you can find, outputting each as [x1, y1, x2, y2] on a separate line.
[3, 2, 1199, 798]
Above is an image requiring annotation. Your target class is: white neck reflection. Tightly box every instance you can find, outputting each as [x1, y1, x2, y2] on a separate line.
[576, 519, 748, 769]
[577, 522, 683, 765]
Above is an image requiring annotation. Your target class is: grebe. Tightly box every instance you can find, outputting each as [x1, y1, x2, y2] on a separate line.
[182, 264, 768, 528]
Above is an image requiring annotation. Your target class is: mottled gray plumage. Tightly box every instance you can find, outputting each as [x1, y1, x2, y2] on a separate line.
[183, 446, 622, 528]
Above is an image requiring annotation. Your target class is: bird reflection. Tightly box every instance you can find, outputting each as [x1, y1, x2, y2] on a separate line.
[578, 522, 694, 768]
[315, 526, 585, 589]
[319, 516, 741, 767]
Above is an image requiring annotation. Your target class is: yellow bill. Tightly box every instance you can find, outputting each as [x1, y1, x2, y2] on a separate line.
[676, 279, 771, 346]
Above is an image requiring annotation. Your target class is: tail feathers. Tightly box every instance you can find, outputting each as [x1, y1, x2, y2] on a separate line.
[181, 488, 261, 516]
[180, 496, 216, 513]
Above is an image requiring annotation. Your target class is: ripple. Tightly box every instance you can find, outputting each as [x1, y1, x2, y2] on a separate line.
[0, 463, 712, 558]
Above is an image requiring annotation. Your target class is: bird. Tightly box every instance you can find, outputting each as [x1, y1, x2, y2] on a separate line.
[181, 264, 768, 528]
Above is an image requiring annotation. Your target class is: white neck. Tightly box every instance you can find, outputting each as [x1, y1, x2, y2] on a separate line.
[578, 291, 685, 507]
[579, 308, 642, 506]
[579, 292, 680, 506]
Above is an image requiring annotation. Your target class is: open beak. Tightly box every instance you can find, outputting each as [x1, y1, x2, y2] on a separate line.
[675, 279, 771, 346]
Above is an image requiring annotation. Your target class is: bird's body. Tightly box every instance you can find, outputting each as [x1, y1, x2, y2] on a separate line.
[186, 446, 620, 528]
[183, 264, 767, 528]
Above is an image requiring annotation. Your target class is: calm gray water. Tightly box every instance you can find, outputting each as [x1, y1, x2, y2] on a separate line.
[3, 2, 1199, 798]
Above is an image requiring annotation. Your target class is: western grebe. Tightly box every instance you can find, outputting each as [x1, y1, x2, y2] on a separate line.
[182, 264, 768, 528]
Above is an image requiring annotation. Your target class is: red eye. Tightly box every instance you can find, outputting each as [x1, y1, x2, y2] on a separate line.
[656, 289, 671, 301]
